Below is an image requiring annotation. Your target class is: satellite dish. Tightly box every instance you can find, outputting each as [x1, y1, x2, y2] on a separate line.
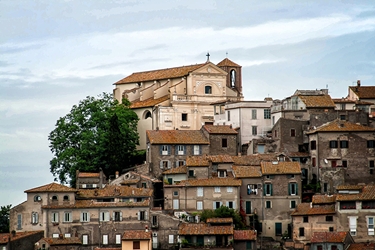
[324, 159, 328, 164]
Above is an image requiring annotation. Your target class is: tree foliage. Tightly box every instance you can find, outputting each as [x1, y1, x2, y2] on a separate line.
[0, 204, 11, 233]
[49, 93, 139, 186]
[200, 206, 246, 229]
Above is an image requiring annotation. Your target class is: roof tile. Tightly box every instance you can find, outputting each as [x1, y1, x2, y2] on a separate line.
[41, 237, 81, 245]
[311, 232, 348, 243]
[122, 230, 151, 240]
[203, 125, 238, 134]
[232, 166, 262, 178]
[42, 199, 150, 209]
[163, 165, 187, 174]
[312, 194, 337, 204]
[233, 230, 257, 241]
[167, 177, 241, 187]
[217, 58, 241, 67]
[261, 161, 301, 175]
[298, 95, 335, 108]
[336, 185, 375, 201]
[77, 185, 153, 198]
[291, 203, 335, 216]
[349, 86, 375, 99]
[179, 223, 233, 235]
[207, 218, 233, 224]
[25, 183, 76, 193]
[147, 130, 209, 144]
[232, 154, 279, 166]
[307, 120, 375, 134]
[131, 95, 169, 109]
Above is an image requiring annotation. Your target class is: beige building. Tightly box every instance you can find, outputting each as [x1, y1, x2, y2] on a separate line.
[113, 57, 243, 149]
[122, 230, 152, 250]
[347, 80, 375, 117]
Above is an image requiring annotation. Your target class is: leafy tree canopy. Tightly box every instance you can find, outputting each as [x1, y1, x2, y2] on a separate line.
[49, 93, 139, 187]
[0, 204, 11, 233]
[200, 206, 246, 229]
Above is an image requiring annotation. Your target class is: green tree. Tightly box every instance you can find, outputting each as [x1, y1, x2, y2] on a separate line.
[0, 204, 11, 233]
[49, 93, 139, 187]
[200, 206, 246, 229]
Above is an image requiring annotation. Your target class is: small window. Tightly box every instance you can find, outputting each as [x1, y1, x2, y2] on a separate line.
[188, 170, 194, 177]
[213, 201, 222, 209]
[291, 129, 296, 137]
[64, 212, 72, 222]
[173, 199, 179, 209]
[173, 191, 179, 196]
[116, 234, 121, 244]
[138, 211, 146, 221]
[113, 211, 122, 221]
[264, 183, 272, 196]
[205, 85, 212, 94]
[181, 113, 188, 121]
[193, 145, 201, 155]
[289, 183, 298, 195]
[312, 157, 316, 167]
[247, 184, 258, 195]
[31, 212, 38, 224]
[329, 227, 334, 232]
[63, 195, 69, 201]
[342, 160, 347, 168]
[370, 160, 374, 168]
[290, 200, 296, 209]
[340, 140, 349, 148]
[152, 215, 158, 227]
[51, 212, 59, 223]
[214, 187, 221, 193]
[227, 187, 233, 193]
[197, 187, 203, 197]
[266, 201, 272, 208]
[81, 212, 90, 222]
[197, 201, 203, 210]
[340, 115, 346, 120]
[252, 126, 257, 135]
[82, 235, 88, 245]
[303, 216, 308, 223]
[176, 145, 185, 155]
[310, 140, 316, 150]
[169, 235, 174, 244]
[340, 201, 356, 209]
[329, 141, 338, 148]
[227, 111, 230, 121]
[299, 227, 305, 237]
[100, 211, 110, 221]
[52, 195, 58, 201]
[222, 138, 228, 148]
[65, 233, 71, 238]
[252, 110, 257, 119]
[227, 201, 234, 209]
[368, 140, 375, 148]
[275, 222, 282, 236]
[326, 216, 333, 221]
[34, 195, 42, 202]
[264, 109, 271, 119]
[160, 145, 170, 155]
[133, 241, 140, 249]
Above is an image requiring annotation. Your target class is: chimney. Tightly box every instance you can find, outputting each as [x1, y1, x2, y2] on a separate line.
[357, 80, 361, 87]
[115, 171, 119, 178]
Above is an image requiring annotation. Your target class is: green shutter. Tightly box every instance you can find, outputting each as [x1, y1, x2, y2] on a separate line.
[288, 183, 291, 195]
[246, 201, 251, 214]
[270, 184, 273, 196]
[295, 183, 298, 195]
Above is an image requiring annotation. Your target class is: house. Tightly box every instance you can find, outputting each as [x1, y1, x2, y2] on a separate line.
[35, 236, 81, 250]
[201, 125, 239, 155]
[310, 231, 354, 250]
[149, 210, 181, 249]
[233, 230, 257, 250]
[260, 161, 302, 240]
[306, 119, 375, 190]
[76, 170, 107, 189]
[347, 80, 375, 118]
[113, 57, 243, 149]
[0, 231, 44, 250]
[122, 230, 152, 250]
[347, 242, 375, 250]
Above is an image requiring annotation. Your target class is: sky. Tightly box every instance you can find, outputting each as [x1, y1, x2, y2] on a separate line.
[1, 0, 375, 207]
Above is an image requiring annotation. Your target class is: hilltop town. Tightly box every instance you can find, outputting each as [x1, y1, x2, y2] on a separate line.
[4, 57, 375, 250]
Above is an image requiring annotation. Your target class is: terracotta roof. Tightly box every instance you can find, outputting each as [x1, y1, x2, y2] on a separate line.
[261, 161, 301, 175]
[163, 165, 187, 174]
[291, 203, 335, 216]
[25, 183, 76, 193]
[298, 95, 335, 108]
[76, 185, 153, 198]
[311, 232, 348, 243]
[233, 230, 257, 241]
[336, 185, 375, 201]
[232, 154, 278, 166]
[121, 178, 140, 185]
[336, 185, 363, 190]
[232, 166, 262, 178]
[349, 85, 375, 99]
[202, 125, 238, 134]
[332, 98, 373, 105]
[208, 155, 234, 163]
[179, 223, 233, 235]
[286, 152, 310, 158]
[186, 156, 210, 167]
[348, 243, 375, 250]
[207, 217, 233, 224]
[78, 172, 100, 178]
[147, 130, 209, 144]
[169, 177, 241, 187]
[42, 199, 150, 209]
[116, 63, 206, 84]
[307, 119, 375, 134]
[131, 95, 169, 109]
[217, 58, 241, 67]
[122, 230, 151, 240]
[41, 237, 81, 245]
[312, 195, 337, 204]
[0, 231, 44, 244]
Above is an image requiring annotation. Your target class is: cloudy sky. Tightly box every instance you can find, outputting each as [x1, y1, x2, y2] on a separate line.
[1, 0, 375, 207]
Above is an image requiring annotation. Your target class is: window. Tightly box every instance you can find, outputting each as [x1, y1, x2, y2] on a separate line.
[274, 129, 277, 138]
[52, 234, 59, 238]
[17, 214, 22, 229]
[275, 222, 282, 236]
[303, 216, 308, 223]
[51, 212, 59, 223]
[370, 160, 374, 169]
[142, 182, 147, 188]
[226, 201, 235, 209]
[113, 211, 122, 221]
[227, 187, 233, 193]
[222, 138, 227, 148]
[169, 235, 174, 244]
[367, 140, 375, 148]
[247, 184, 258, 195]
[331, 160, 337, 168]
[176, 160, 185, 167]
[246, 241, 252, 250]
[340, 201, 356, 210]
[63, 195, 69, 201]
[264, 183, 272, 196]
[264, 109, 271, 119]
[289, 183, 298, 195]
[80, 212, 90, 222]
[290, 200, 296, 209]
[65, 233, 71, 238]
[326, 216, 333, 221]
[218, 170, 226, 178]
[287, 174, 295, 179]
[31, 212, 38, 224]
[64, 212, 72, 222]
[367, 217, 374, 235]
[133, 241, 140, 249]
[173, 199, 179, 209]
[331, 245, 338, 250]
[340, 114, 346, 120]
[138, 211, 147, 221]
[252, 126, 257, 135]
[257, 144, 265, 153]
[342, 160, 347, 168]
[362, 201, 375, 209]
[252, 110, 257, 119]
[329, 227, 334, 232]
[181, 113, 188, 121]
[312, 157, 316, 167]
[205, 85, 212, 94]
[290, 129, 296, 137]
[317, 245, 323, 250]
[227, 111, 230, 121]
[116, 234, 121, 244]
[152, 215, 158, 227]
[230, 70, 236, 87]
[173, 190, 179, 196]
[160, 160, 170, 169]
[214, 187, 221, 193]
[82, 235, 88, 245]
[52, 195, 58, 201]
[176, 145, 186, 155]
[310, 140, 316, 150]
[197, 187, 203, 197]
[197, 201, 203, 210]
[213, 201, 222, 209]
[266, 201, 272, 209]
[160, 145, 170, 155]
[246, 201, 251, 214]
[100, 211, 110, 221]
[329, 140, 338, 148]
[193, 145, 201, 155]
[34, 195, 42, 202]
[340, 140, 349, 148]
[323, 183, 328, 193]
[349, 216, 357, 236]
[299, 227, 305, 237]
[102, 235, 108, 245]
[188, 170, 194, 177]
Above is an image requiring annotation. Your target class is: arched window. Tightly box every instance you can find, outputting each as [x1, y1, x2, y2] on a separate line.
[63, 195, 69, 201]
[34, 195, 41, 202]
[52, 195, 58, 202]
[230, 69, 236, 88]
[143, 110, 152, 119]
[205, 85, 212, 94]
